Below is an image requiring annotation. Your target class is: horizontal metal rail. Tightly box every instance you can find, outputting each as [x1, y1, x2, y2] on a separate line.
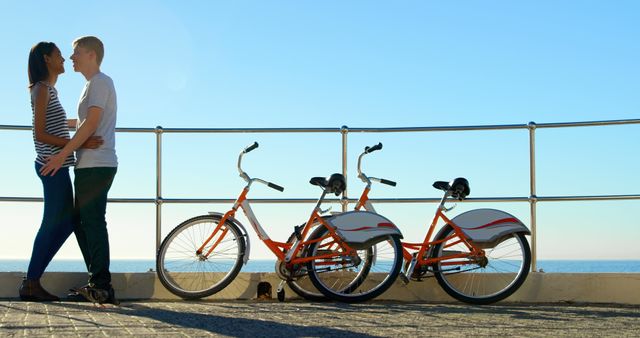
[537, 195, 640, 202]
[2, 118, 639, 273]
[3, 118, 640, 133]
[3, 195, 639, 204]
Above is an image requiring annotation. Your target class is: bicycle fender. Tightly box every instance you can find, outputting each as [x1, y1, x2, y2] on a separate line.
[208, 212, 251, 264]
[446, 208, 531, 248]
[326, 211, 403, 248]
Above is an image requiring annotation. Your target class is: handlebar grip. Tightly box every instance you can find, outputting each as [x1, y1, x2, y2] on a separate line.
[244, 142, 259, 153]
[365, 142, 383, 154]
[380, 178, 397, 187]
[268, 182, 285, 192]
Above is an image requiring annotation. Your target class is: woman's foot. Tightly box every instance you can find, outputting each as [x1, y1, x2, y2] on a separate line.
[19, 278, 60, 301]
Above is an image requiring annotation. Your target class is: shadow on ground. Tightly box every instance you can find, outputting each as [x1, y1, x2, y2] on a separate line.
[42, 301, 377, 337]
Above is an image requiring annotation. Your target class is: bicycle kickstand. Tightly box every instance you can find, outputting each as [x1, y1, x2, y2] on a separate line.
[276, 280, 286, 302]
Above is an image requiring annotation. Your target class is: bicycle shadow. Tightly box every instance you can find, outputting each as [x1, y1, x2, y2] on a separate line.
[301, 301, 640, 322]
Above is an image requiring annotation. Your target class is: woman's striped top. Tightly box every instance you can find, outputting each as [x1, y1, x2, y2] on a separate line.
[31, 82, 75, 167]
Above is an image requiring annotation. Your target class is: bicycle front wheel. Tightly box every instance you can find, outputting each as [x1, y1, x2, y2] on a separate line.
[430, 224, 531, 304]
[156, 215, 246, 299]
[285, 224, 373, 302]
[306, 227, 403, 303]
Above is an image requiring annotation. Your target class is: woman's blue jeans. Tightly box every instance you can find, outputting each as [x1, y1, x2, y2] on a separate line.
[26, 162, 74, 280]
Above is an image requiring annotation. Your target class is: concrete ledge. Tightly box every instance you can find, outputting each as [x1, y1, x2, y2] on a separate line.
[2, 272, 639, 304]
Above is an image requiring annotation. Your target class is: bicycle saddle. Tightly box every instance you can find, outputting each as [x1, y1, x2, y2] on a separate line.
[310, 173, 346, 196]
[432, 181, 450, 191]
[310, 177, 328, 187]
[433, 178, 470, 200]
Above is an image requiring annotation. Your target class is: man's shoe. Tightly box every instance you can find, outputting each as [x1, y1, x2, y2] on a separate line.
[70, 285, 119, 305]
[105, 286, 120, 305]
[19, 278, 60, 302]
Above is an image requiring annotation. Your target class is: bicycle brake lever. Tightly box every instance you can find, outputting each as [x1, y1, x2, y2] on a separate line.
[443, 203, 457, 212]
[319, 206, 332, 214]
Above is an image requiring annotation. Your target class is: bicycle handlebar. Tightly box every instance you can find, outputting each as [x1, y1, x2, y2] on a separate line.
[237, 142, 285, 192]
[268, 182, 285, 192]
[380, 178, 397, 187]
[358, 143, 384, 177]
[365, 142, 382, 154]
[357, 142, 396, 188]
[244, 142, 259, 153]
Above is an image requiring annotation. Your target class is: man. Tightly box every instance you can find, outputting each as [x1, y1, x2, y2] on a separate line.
[40, 36, 118, 305]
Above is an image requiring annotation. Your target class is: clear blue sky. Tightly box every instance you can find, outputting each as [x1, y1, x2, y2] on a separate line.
[1, 1, 638, 261]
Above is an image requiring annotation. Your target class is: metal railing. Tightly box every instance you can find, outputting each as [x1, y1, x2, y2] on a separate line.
[2, 118, 640, 272]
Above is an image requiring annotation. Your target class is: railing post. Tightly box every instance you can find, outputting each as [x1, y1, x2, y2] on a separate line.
[341, 125, 349, 212]
[155, 126, 163, 254]
[528, 121, 537, 272]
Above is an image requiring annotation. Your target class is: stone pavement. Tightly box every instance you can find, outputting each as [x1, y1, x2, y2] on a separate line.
[0, 300, 638, 337]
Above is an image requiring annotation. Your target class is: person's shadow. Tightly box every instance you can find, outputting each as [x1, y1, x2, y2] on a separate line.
[45, 302, 376, 337]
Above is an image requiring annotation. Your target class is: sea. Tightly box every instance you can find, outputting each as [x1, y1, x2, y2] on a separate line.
[1, 259, 639, 273]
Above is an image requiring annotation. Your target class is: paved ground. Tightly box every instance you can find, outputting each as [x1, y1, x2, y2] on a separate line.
[0, 300, 639, 337]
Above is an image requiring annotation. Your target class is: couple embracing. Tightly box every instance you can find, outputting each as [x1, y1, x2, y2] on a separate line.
[20, 36, 118, 305]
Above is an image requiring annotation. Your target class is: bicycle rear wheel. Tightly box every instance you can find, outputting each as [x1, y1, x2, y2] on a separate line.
[156, 215, 246, 299]
[430, 224, 530, 304]
[306, 227, 402, 303]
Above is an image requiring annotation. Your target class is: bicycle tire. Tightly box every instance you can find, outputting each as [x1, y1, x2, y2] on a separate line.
[285, 225, 375, 301]
[156, 215, 246, 299]
[306, 227, 402, 303]
[430, 224, 531, 304]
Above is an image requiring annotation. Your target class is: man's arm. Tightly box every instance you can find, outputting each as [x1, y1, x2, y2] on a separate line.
[33, 85, 71, 147]
[39, 106, 103, 176]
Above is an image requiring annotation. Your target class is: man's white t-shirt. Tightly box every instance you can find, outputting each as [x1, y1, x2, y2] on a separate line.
[76, 72, 118, 169]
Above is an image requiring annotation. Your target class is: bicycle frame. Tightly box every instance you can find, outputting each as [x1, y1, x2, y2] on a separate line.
[345, 143, 532, 304]
[194, 144, 359, 271]
[355, 186, 484, 269]
[353, 144, 485, 274]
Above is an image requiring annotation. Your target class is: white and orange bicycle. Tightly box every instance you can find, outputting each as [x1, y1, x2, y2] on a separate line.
[353, 143, 531, 304]
[156, 142, 404, 303]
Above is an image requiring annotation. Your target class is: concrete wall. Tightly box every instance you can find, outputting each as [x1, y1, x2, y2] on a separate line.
[2, 272, 639, 304]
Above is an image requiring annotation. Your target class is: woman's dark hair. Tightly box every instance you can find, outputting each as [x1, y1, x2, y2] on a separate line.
[28, 42, 57, 89]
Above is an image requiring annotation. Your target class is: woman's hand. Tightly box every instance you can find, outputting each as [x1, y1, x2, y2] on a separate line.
[81, 135, 103, 149]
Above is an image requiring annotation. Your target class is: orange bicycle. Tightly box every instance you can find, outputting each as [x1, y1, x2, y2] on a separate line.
[353, 143, 531, 304]
[156, 142, 404, 303]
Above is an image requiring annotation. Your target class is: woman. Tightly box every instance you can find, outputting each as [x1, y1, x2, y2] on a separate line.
[20, 42, 102, 301]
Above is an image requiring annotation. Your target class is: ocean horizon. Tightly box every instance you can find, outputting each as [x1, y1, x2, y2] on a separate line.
[1, 259, 639, 273]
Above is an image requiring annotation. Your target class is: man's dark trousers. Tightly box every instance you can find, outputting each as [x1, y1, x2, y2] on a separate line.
[74, 167, 117, 290]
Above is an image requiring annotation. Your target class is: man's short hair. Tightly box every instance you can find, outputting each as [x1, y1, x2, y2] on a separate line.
[73, 36, 104, 66]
